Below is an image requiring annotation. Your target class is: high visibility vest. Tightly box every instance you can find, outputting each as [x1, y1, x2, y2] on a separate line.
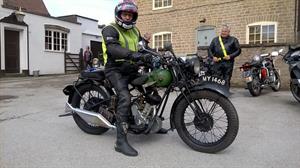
[218, 36, 228, 57]
[102, 23, 139, 65]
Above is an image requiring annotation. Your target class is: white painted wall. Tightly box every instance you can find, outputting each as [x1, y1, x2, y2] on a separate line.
[77, 16, 102, 48]
[25, 13, 81, 75]
[0, 7, 81, 75]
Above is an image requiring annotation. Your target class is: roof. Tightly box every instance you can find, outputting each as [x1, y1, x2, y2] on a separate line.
[2, 0, 50, 16]
[57, 15, 98, 23]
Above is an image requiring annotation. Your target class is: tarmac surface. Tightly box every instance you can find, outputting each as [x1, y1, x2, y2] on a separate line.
[0, 74, 300, 168]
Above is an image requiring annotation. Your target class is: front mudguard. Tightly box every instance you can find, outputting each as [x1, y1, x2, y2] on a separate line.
[169, 82, 230, 130]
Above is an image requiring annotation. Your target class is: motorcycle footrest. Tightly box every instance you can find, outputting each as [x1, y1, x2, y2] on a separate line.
[58, 113, 73, 117]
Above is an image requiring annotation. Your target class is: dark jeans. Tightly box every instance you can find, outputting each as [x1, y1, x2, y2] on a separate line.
[105, 68, 139, 123]
[212, 61, 234, 88]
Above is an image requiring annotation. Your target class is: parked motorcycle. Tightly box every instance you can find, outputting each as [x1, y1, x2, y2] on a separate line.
[283, 45, 300, 102]
[240, 50, 282, 96]
[62, 42, 239, 153]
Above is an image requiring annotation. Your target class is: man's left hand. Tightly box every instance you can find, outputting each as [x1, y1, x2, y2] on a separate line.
[224, 55, 231, 60]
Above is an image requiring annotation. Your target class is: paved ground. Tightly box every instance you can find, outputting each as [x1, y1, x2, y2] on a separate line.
[0, 74, 300, 168]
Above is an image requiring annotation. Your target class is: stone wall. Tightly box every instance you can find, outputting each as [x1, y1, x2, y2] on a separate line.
[137, 0, 297, 54]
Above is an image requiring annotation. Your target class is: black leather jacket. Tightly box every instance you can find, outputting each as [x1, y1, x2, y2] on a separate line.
[102, 25, 143, 69]
[208, 36, 241, 63]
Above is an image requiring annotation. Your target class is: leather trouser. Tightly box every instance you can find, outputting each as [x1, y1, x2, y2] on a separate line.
[212, 61, 234, 88]
[105, 68, 138, 123]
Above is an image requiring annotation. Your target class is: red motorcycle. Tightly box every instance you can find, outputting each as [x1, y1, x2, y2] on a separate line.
[240, 50, 282, 96]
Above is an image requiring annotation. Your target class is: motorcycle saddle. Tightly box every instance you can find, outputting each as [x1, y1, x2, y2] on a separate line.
[80, 70, 105, 81]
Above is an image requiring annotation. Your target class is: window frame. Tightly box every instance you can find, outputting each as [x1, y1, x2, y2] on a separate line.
[246, 22, 278, 44]
[45, 29, 69, 52]
[152, 32, 172, 49]
[152, 0, 172, 10]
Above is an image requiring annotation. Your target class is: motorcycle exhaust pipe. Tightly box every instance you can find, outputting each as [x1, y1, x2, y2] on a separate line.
[65, 102, 116, 129]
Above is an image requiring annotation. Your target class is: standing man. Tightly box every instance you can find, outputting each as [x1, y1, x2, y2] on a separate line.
[208, 24, 241, 89]
[102, 0, 157, 157]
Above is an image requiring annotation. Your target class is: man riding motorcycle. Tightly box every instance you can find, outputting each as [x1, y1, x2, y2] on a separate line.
[102, 0, 165, 157]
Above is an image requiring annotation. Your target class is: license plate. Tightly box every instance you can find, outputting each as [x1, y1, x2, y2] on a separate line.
[245, 76, 253, 82]
[243, 71, 252, 82]
[200, 75, 226, 86]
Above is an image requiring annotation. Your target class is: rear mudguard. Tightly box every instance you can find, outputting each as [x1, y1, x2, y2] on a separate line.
[63, 79, 104, 104]
[169, 82, 230, 130]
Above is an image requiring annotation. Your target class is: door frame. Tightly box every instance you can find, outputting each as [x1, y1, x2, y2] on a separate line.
[195, 25, 216, 47]
[0, 22, 28, 74]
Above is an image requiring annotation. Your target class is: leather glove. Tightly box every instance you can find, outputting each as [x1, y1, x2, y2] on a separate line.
[129, 52, 143, 62]
[140, 53, 152, 63]
[129, 52, 152, 63]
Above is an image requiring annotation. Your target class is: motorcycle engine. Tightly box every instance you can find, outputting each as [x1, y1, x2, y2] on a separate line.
[131, 97, 154, 126]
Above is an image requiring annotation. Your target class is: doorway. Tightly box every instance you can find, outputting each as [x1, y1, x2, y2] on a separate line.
[5, 29, 20, 73]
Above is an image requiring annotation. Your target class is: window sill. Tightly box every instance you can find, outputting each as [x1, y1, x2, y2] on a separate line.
[44, 50, 67, 54]
[153, 6, 172, 10]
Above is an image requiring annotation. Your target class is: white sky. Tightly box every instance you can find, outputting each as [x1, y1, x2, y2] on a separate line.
[43, 0, 119, 25]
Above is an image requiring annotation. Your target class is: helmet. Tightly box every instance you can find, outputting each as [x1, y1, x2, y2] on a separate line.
[115, 0, 138, 30]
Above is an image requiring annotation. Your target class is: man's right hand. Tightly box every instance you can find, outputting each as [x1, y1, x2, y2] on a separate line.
[213, 57, 221, 62]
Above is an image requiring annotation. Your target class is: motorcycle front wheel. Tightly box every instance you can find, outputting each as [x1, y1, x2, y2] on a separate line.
[174, 90, 239, 153]
[290, 81, 300, 103]
[71, 84, 112, 135]
[271, 70, 281, 91]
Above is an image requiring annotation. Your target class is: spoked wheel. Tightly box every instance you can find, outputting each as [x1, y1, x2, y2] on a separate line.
[174, 90, 239, 153]
[290, 81, 300, 103]
[271, 70, 281, 91]
[71, 84, 113, 135]
[248, 77, 261, 96]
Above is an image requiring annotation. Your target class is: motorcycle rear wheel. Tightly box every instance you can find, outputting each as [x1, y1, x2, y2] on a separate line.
[248, 77, 261, 96]
[290, 81, 300, 103]
[71, 84, 112, 135]
[174, 90, 239, 153]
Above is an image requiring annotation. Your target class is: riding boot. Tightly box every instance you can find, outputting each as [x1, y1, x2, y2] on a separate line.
[115, 122, 138, 156]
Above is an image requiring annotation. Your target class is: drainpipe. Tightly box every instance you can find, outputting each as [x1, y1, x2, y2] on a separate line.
[26, 25, 29, 76]
[295, 0, 298, 43]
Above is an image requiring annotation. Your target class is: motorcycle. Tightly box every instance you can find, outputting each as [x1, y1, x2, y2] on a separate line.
[240, 50, 282, 96]
[62, 42, 239, 153]
[283, 45, 300, 102]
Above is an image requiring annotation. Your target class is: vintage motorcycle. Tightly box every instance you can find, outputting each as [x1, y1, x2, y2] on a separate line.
[240, 50, 282, 96]
[283, 46, 300, 102]
[62, 42, 239, 153]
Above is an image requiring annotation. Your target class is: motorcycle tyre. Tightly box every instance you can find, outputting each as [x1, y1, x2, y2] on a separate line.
[71, 84, 110, 135]
[271, 70, 281, 92]
[247, 78, 261, 97]
[174, 90, 239, 153]
[290, 81, 300, 103]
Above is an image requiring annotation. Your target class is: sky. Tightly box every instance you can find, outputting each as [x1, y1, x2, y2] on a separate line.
[43, 0, 119, 25]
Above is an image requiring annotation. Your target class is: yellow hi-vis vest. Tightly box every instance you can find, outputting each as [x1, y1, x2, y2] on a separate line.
[102, 23, 139, 65]
[218, 36, 228, 57]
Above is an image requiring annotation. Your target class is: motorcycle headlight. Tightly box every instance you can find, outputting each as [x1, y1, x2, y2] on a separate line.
[253, 55, 261, 62]
[183, 56, 200, 74]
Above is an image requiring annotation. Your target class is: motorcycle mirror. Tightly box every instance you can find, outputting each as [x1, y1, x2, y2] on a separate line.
[271, 51, 279, 57]
[164, 42, 173, 51]
[138, 40, 146, 51]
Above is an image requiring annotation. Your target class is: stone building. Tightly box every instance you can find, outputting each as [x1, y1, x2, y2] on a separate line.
[137, 0, 299, 88]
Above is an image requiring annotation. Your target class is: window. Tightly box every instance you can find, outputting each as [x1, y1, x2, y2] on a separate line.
[153, 32, 172, 49]
[153, 0, 172, 9]
[247, 22, 277, 44]
[45, 30, 68, 51]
